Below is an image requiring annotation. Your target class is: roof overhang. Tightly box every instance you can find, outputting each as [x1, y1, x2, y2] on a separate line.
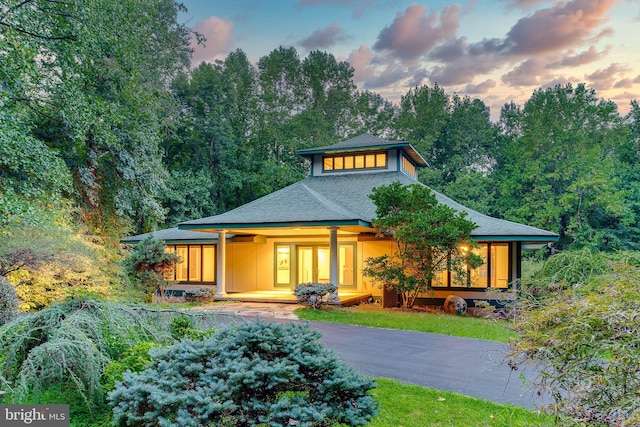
[180, 220, 372, 236]
[471, 235, 559, 242]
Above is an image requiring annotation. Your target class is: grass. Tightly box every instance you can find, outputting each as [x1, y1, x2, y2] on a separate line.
[370, 378, 553, 427]
[295, 305, 516, 342]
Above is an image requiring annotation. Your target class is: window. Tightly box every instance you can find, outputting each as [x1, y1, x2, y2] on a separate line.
[322, 153, 387, 172]
[433, 243, 511, 289]
[402, 155, 416, 177]
[276, 245, 291, 285]
[166, 244, 216, 283]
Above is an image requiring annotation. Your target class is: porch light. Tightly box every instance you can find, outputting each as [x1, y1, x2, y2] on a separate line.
[459, 244, 470, 253]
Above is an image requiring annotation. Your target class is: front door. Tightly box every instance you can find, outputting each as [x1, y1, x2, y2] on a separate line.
[297, 246, 331, 284]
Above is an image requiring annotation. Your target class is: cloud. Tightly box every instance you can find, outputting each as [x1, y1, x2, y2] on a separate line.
[465, 79, 497, 94]
[546, 45, 606, 69]
[299, 23, 349, 50]
[373, 3, 460, 62]
[347, 45, 376, 81]
[614, 78, 633, 89]
[586, 63, 631, 90]
[362, 63, 411, 89]
[501, 58, 549, 87]
[191, 16, 234, 64]
[499, 0, 615, 55]
[634, 74, 640, 84]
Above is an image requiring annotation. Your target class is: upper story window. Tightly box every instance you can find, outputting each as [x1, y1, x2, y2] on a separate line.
[323, 152, 387, 172]
[401, 155, 416, 178]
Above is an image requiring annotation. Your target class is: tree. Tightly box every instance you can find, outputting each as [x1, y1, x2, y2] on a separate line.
[363, 182, 481, 308]
[124, 236, 178, 301]
[493, 83, 631, 250]
[109, 320, 379, 426]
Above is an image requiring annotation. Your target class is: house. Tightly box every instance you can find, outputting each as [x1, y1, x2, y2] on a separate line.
[123, 133, 558, 305]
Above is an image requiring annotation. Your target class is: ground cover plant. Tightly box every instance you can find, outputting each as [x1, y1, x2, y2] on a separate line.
[295, 304, 515, 342]
[108, 320, 379, 426]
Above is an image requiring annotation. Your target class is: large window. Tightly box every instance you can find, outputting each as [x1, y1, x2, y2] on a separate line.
[433, 243, 510, 289]
[323, 153, 387, 171]
[401, 155, 416, 178]
[165, 244, 216, 283]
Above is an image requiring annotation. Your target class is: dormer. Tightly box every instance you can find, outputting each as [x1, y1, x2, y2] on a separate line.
[297, 133, 427, 179]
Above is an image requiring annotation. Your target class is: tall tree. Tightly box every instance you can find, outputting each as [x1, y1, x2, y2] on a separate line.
[7, 0, 194, 234]
[493, 83, 630, 250]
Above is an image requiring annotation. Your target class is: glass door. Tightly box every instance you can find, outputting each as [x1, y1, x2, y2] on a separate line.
[297, 246, 330, 284]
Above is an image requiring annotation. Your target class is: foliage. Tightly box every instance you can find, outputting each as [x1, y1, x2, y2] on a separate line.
[295, 306, 515, 343]
[370, 378, 553, 427]
[294, 282, 338, 308]
[124, 236, 178, 301]
[102, 341, 160, 394]
[510, 250, 640, 426]
[0, 299, 230, 417]
[0, 219, 122, 311]
[364, 182, 481, 308]
[182, 286, 214, 303]
[0, 276, 19, 326]
[169, 314, 215, 341]
[109, 320, 379, 427]
[493, 84, 631, 250]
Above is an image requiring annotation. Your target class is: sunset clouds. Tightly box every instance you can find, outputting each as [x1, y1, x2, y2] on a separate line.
[183, 0, 640, 118]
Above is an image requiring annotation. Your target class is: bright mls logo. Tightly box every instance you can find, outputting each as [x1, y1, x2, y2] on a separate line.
[1, 405, 69, 426]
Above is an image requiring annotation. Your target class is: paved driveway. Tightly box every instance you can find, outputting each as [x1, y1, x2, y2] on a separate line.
[308, 322, 550, 410]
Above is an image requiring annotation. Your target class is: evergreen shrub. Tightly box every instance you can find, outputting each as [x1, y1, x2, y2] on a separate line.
[294, 282, 338, 309]
[109, 320, 379, 426]
[0, 276, 19, 325]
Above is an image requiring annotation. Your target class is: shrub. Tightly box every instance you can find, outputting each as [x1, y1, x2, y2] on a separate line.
[510, 250, 640, 426]
[169, 314, 215, 341]
[183, 286, 213, 303]
[294, 282, 338, 308]
[109, 320, 379, 426]
[0, 276, 19, 325]
[0, 299, 231, 417]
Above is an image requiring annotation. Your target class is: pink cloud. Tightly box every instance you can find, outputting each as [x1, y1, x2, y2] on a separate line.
[614, 78, 633, 89]
[501, 58, 549, 87]
[299, 23, 349, 50]
[546, 45, 605, 69]
[501, 0, 615, 55]
[634, 74, 640, 84]
[586, 63, 631, 90]
[347, 45, 375, 81]
[191, 16, 234, 64]
[465, 79, 497, 94]
[373, 3, 460, 61]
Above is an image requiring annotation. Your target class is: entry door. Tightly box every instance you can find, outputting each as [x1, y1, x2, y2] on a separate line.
[297, 246, 330, 284]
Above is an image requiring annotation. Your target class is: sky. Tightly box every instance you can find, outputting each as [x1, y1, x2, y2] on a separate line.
[179, 0, 640, 120]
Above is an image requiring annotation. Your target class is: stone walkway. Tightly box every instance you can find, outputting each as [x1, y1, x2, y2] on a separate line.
[193, 302, 301, 321]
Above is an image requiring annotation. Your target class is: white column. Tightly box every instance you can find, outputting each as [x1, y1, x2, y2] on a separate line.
[328, 227, 340, 304]
[215, 230, 227, 298]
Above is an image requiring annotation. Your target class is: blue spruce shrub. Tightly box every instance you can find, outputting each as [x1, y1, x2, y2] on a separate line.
[109, 320, 378, 426]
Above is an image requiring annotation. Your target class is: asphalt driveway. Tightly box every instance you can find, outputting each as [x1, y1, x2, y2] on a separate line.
[308, 321, 550, 410]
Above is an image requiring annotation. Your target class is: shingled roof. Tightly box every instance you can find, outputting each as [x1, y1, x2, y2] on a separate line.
[180, 171, 558, 241]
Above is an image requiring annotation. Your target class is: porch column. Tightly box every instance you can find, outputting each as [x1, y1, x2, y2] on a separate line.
[328, 227, 340, 304]
[215, 230, 227, 298]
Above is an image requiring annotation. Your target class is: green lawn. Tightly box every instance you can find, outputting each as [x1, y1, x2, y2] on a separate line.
[295, 305, 516, 342]
[370, 378, 553, 427]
